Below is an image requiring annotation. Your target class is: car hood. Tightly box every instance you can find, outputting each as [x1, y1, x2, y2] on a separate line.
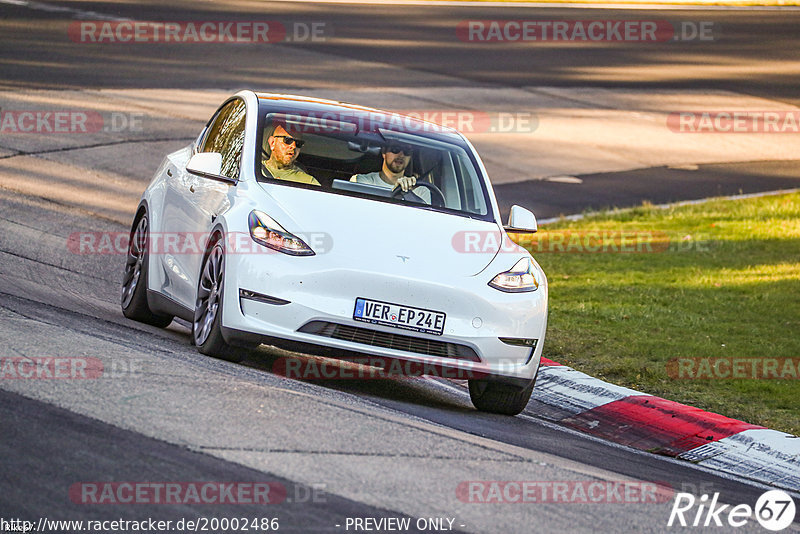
[256, 183, 512, 278]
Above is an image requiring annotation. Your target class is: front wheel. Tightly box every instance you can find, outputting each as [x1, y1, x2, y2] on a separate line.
[468, 374, 537, 416]
[193, 238, 248, 363]
[121, 213, 173, 328]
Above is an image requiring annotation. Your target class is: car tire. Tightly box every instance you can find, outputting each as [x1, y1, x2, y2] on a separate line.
[192, 236, 248, 363]
[468, 372, 537, 416]
[121, 213, 174, 328]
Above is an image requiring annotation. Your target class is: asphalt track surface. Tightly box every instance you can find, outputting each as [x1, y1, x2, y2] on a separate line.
[1, 1, 799, 532]
[496, 159, 800, 219]
[1, 0, 799, 107]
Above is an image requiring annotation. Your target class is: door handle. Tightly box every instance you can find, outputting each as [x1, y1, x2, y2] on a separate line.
[190, 184, 196, 193]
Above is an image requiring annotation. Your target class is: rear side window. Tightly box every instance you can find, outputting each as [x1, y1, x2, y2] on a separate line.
[201, 99, 247, 181]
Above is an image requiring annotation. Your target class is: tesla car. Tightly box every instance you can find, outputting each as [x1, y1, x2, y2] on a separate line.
[121, 91, 547, 415]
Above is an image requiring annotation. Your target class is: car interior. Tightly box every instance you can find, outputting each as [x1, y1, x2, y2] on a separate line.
[258, 119, 489, 217]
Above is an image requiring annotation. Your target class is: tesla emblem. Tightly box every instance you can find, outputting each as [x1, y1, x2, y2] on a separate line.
[396, 255, 410, 263]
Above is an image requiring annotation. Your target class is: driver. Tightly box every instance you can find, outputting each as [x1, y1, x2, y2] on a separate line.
[350, 142, 431, 204]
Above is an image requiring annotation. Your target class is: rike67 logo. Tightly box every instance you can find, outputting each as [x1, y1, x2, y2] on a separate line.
[668, 490, 796, 531]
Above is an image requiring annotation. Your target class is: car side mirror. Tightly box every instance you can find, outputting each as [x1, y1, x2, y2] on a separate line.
[186, 152, 235, 184]
[505, 205, 538, 233]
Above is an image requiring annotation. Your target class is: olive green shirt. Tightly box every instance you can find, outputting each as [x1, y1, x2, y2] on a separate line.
[264, 160, 320, 186]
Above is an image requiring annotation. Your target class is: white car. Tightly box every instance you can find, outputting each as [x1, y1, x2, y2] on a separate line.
[121, 91, 548, 415]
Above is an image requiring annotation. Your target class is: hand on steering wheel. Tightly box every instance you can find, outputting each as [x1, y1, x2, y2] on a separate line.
[391, 180, 446, 208]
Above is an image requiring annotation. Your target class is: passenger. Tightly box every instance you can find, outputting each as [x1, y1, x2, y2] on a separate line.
[350, 142, 431, 204]
[263, 124, 320, 186]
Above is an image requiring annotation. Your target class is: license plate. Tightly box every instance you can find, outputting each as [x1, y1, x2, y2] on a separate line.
[353, 297, 446, 336]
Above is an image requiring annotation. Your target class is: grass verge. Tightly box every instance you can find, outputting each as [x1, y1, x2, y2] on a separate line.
[515, 192, 800, 435]
[412, 0, 799, 5]
[411, 0, 800, 5]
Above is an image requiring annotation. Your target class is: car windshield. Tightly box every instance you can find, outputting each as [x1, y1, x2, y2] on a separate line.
[256, 110, 493, 220]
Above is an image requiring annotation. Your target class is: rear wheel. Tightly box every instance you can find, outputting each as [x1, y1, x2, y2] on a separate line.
[121, 213, 173, 328]
[468, 373, 537, 416]
[193, 238, 248, 363]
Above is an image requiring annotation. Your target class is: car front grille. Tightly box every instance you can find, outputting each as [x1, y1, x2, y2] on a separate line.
[297, 321, 481, 362]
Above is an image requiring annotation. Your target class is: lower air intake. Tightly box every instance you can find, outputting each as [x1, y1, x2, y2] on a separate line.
[298, 321, 481, 362]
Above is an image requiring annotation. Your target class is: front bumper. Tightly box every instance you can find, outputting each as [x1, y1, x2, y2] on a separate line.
[221, 253, 548, 381]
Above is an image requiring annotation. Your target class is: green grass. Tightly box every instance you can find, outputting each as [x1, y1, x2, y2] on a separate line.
[415, 0, 799, 5]
[515, 192, 800, 435]
[449, 1, 797, 4]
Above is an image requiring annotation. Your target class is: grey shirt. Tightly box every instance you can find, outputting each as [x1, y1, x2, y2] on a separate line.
[350, 172, 431, 204]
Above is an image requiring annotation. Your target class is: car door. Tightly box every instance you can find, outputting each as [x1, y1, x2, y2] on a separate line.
[160, 98, 247, 309]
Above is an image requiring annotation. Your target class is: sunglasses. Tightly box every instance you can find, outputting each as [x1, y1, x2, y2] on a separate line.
[386, 144, 413, 156]
[273, 135, 305, 149]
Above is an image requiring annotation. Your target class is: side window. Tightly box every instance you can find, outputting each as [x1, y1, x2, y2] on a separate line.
[201, 99, 247, 181]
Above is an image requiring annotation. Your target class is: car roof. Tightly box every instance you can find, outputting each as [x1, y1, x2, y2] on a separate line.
[254, 92, 468, 146]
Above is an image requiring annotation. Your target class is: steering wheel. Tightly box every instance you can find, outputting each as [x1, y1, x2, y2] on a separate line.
[391, 181, 446, 208]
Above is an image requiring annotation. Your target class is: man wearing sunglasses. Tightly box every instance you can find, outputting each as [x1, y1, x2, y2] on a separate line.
[350, 143, 431, 204]
[264, 124, 320, 186]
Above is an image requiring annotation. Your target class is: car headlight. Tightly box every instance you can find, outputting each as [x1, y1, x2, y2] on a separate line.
[248, 210, 315, 256]
[488, 257, 539, 292]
